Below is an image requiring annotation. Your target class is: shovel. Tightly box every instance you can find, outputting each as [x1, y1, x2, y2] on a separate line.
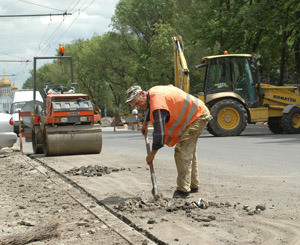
[144, 134, 161, 200]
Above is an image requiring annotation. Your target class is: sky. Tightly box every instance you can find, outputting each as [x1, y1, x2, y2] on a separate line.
[0, 0, 119, 89]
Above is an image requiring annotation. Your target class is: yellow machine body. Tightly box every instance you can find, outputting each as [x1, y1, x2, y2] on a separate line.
[173, 36, 300, 136]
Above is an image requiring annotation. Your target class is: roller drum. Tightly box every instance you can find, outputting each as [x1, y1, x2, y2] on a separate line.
[32, 126, 44, 154]
[43, 124, 102, 156]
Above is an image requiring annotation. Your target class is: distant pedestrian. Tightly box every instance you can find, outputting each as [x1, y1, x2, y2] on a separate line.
[131, 107, 139, 130]
[125, 85, 212, 198]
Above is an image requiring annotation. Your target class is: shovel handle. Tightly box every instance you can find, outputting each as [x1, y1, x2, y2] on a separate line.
[145, 134, 151, 154]
[144, 135, 155, 174]
[144, 135, 158, 196]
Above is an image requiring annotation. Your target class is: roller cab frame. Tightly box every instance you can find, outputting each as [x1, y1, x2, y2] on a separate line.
[31, 56, 102, 156]
[173, 36, 300, 136]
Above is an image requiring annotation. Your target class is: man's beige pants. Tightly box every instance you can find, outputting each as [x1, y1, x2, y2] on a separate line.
[174, 107, 210, 192]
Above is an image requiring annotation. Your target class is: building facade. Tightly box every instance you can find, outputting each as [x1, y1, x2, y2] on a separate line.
[0, 76, 18, 113]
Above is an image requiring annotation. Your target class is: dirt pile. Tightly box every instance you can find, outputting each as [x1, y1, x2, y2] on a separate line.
[101, 117, 113, 127]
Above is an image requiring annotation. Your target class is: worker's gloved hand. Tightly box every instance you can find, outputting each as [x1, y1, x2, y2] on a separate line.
[141, 127, 148, 136]
[141, 122, 148, 136]
[146, 150, 157, 164]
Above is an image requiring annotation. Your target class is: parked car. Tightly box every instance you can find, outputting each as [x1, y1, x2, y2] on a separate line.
[0, 113, 17, 149]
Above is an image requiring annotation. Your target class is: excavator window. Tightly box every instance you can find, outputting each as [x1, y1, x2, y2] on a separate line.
[206, 58, 231, 92]
[231, 57, 256, 104]
[205, 56, 257, 105]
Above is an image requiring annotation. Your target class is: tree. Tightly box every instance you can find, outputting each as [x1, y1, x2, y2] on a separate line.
[23, 0, 300, 117]
[191, 0, 300, 85]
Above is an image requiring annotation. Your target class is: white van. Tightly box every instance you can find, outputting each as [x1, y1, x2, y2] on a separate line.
[11, 90, 43, 134]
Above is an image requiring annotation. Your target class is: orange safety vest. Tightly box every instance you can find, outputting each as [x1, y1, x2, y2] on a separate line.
[148, 85, 204, 147]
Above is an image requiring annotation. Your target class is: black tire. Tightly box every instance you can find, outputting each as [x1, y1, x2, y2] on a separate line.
[282, 107, 300, 134]
[268, 117, 283, 134]
[42, 132, 49, 156]
[32, 130, 44, 154]
[14, 126, 19, 136]
[207, 99, 247, 136]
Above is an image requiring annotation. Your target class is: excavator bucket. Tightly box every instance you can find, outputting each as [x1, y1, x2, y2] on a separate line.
[43, 124, 102, 156]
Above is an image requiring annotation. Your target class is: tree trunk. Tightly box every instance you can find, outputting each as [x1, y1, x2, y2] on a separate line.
[278, 30, 287, 86]
[294, 11, 300, 84]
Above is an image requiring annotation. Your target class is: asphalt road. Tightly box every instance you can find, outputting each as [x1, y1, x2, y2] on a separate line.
[12, 124, 300, 244]
[18, 124, 300, 174]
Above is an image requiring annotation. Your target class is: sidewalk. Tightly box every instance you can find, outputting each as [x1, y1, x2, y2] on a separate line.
[0, 149, 131, 245]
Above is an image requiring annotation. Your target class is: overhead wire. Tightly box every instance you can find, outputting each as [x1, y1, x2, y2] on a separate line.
[15, 0, 79, 84]
[0, 13, 71, 18]
[21, 0, 85, 57]
[82, 0, 96, 12]
[52, 0, 91, 43]
[0, 49, 30, 84]
[37, 0, 83, 56]
[68, 0, 82, 13]
[16, 61, 31, 87]
[0, 50, 29, 60]
[41, 0, 96, 56]
[33, 18, 52, 57]
[15, 62, 24, 84]
[17, 0, 66, 12]
[17, 16, 66, 79]
[66, 0, 78, 11]
[5, 0, 96, 87]
[39, 16, 67, 56]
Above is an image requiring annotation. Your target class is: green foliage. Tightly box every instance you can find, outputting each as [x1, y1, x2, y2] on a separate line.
[23, 0, 300, 115]
[192, 0, 300, 85]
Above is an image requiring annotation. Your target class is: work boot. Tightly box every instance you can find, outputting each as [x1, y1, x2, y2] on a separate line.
[190, 188, 199, 193]
[173, 190, 189, 199]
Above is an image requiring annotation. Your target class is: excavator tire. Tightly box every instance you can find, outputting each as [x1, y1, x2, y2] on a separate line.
[32, 128, 44, 154]
[268, 117, 284, 134]
[207, 99, 247, 136]
[43, 124, 102, 156]
[282, 107, 300, 134]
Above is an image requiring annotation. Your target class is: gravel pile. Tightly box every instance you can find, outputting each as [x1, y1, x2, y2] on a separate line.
[114, 197, 233, 213]
[63, 165, 127, 177]
[114, 197, 266, 224]
[114, 197, 225, 223]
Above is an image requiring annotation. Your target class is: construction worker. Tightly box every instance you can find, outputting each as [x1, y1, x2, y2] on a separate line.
[125, 85, 212, 198]
[131, 107, 139, 130]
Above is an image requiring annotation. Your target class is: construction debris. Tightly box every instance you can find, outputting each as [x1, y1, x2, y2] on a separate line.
[0, 221, 59, 245]
[63, 165, 127, 177]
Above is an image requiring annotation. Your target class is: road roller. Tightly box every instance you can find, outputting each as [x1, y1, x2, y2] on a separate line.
[31, 55, 102, 156]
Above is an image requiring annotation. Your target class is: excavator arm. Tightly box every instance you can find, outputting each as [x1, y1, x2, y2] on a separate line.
[173, 36, 190, 93]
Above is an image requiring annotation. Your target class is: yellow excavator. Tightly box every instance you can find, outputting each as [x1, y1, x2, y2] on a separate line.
[173, 36, 300, 136]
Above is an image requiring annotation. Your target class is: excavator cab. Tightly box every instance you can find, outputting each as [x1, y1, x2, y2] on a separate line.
[200, 54, 259, 107]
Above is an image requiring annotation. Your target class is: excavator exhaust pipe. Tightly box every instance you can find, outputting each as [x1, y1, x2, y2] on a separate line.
[43, 124, 102, 156]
